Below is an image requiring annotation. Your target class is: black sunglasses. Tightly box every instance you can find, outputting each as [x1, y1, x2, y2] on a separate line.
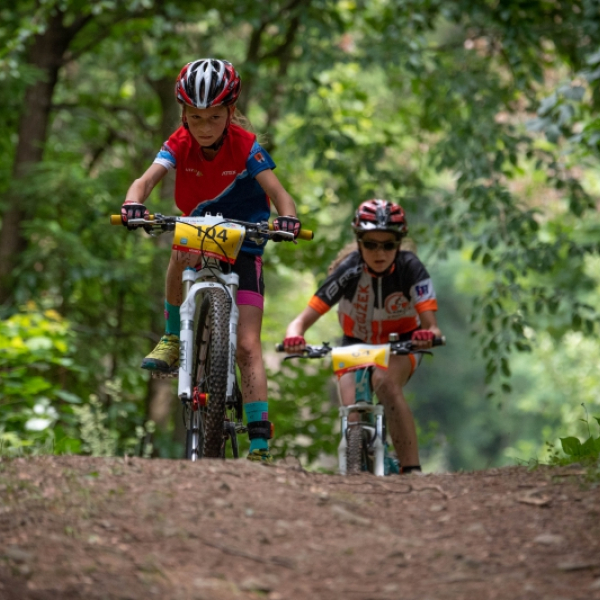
[360, 240, 400, 251]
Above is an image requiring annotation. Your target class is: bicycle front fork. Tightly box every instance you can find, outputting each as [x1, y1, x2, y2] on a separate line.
[338, 403, 385, 476]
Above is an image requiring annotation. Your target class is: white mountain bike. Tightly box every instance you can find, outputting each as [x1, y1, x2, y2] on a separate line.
[278, 335, 445, 475]
[111, 212, 312, 460]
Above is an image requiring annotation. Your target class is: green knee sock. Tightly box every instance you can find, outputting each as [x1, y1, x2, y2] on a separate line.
[165, 301, 180, 337]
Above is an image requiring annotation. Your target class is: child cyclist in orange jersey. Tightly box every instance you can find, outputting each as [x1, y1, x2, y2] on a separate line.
[283, 200, 441, 474]
[121, 59, 301, 463]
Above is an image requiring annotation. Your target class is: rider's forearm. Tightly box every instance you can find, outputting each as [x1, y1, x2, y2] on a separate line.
[271, 190, 297, 218]
[419, 310, 442, 337]
[125, 178, 151, 204]
[125, 164, 168, 204]
[286, 306, 320, 338]
[255, 170, 297, 217]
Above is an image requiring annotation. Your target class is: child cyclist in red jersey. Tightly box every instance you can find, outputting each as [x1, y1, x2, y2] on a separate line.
[121, 59, 301, 463]
[283, 200, 441, 474]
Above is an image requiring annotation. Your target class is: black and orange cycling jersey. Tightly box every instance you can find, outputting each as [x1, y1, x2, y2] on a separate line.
[308, 250, 438, 345]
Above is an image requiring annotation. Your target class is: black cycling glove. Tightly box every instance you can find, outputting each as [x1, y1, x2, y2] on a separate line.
[272, 216, 301, 242]
[121, 202, 149, 230]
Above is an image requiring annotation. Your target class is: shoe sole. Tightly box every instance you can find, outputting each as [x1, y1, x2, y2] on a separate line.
[140, 360, 179, 372]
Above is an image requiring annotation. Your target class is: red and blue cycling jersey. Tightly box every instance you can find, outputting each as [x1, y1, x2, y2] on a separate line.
[153, 123, 276, 255]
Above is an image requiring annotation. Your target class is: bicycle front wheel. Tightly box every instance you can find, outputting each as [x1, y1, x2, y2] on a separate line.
[346, 424, 364, 475]
[194, 289, 232, 458]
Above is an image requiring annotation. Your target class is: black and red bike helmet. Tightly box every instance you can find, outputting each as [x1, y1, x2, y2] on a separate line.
[352, 199, 408, 239]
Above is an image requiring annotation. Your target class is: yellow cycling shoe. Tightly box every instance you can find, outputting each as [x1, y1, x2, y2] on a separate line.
[247, 449, 274, 464]
[141, 334, 179, 371]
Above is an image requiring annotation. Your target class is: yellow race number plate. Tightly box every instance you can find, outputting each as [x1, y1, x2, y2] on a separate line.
[172, 219, 245, 263]
[331, 343, 390, 377]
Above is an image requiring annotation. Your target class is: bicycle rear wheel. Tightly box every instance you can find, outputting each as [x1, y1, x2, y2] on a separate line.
[222, 376, 243, 458]
[193, 289, 231, 458]
[184, 405, 204, 460]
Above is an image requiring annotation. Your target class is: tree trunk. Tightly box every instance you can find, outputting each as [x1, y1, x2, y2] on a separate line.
[0, 10, 91, 306]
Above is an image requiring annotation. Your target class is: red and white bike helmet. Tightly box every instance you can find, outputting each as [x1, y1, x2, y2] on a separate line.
[175, 59, 241, 109]
[352, 199, 408, 238]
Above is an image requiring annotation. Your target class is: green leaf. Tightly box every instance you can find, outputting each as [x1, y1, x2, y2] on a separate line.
[585, 49, 600, 65]
[545, 124, 561, 144]
[55, 390, 83, 404]
[538, 93, 557, 116]
[580, 436, 598, 458]
[560, 436, 582, 457]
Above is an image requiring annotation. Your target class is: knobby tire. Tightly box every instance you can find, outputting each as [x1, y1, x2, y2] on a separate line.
[222, 377, 243, 459]
[194, 289, 231, 459]
[346, 424, 364, 475]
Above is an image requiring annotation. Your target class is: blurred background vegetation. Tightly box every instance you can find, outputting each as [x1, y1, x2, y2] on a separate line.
[2, 0, 600, 471]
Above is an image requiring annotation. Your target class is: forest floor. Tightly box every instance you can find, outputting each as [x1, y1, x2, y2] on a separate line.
[0, 456, 599, 600]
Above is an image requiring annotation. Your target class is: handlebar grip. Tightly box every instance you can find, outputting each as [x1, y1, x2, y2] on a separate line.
[275, 343, 285, 352]
[268, 223, 314, 241]
[110, 214, 158, 225]
[432, 336, 446, 347]
[297, 228, 314, 241]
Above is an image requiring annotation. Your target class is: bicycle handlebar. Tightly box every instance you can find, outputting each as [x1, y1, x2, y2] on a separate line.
[275, 336, 446, 358]
[109, 214, 314, 241]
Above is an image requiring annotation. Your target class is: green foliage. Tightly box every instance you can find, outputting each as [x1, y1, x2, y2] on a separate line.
[0, 304, 153, 457]
[268, 360, 339, 468]
[4, 0, 600, 471]
[0, 304, 82, 453]
[73, 394, 118, 457]
[547, 405, 600, 467]
[73, 385, 155, 458]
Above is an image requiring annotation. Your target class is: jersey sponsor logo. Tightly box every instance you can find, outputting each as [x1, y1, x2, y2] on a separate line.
[415, 283, 429, 297]
[325, 281, 339, 299]
[254, 152, 265, 163]
[185, 167, 203, 177]
[353, 284, 370, 323]
[385, 292, 409, 316]
[222, 170, 237, 176]
[353, 284, 370, 339]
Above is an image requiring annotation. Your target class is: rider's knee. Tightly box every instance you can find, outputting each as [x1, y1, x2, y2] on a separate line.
[236, 336, 261, 364]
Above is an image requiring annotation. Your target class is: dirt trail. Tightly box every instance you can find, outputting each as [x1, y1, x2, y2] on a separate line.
[0, 456, 599, 600]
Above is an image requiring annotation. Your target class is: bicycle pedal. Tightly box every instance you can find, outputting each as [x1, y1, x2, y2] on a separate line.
[151, 369, 179, 379]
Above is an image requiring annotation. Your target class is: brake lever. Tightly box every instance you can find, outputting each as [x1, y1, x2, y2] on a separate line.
[282, 353, 306, 361]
